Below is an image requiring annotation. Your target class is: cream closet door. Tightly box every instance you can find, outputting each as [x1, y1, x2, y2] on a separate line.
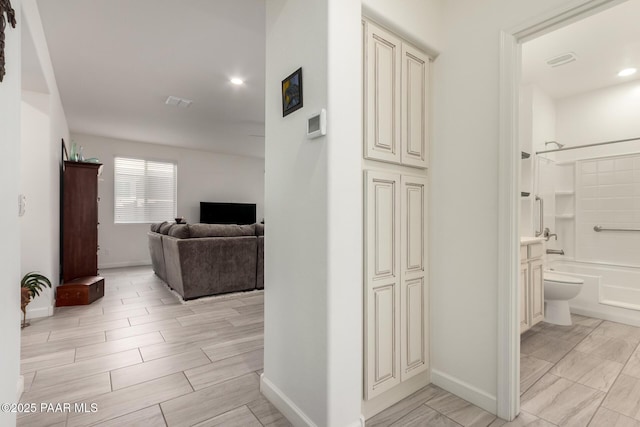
[364, 21, 402, 164]
[401, 45, 430, 168]
[400, 175, 428, 381]
[365, 170, 401, 400]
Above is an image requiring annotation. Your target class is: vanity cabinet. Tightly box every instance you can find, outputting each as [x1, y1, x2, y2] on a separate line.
[520, 240, 544, 333]
[364, 171, 428, 400]
[364, 20, 430, 169]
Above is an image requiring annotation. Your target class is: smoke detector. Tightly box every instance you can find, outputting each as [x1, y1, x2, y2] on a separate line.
[165, 96, 193, 108]
[546, 52, 577, 68]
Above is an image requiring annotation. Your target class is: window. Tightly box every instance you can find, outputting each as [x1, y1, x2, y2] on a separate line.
[114, 157, 177, 224]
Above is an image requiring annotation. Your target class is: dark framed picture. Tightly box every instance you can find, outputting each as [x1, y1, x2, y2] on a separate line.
[282, 67, 303, 117]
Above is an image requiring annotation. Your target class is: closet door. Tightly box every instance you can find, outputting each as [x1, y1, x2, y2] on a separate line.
[400, 175, 428, 381]
[365, 170, 401, 399]
[530, 259, 544, 326]
[401, 44, 430, 168]
[364, 21, 402, 164]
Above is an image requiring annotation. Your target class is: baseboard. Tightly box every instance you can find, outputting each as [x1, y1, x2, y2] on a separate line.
[260, 374, 317, 427]
[431, 369, 497, 414]
[26, 304, 54, 320]
[570, 306, 640, 328]
[17, 375, 24, 401]
[98, 261, 152, 269]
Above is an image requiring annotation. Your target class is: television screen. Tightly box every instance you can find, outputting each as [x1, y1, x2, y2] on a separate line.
[200, 202, 256, 225]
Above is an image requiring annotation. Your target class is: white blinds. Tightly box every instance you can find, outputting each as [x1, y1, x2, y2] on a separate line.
[114, 157, 177, 224]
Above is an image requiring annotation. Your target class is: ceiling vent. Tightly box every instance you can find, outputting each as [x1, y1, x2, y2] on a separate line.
[546, 52, 577, 68]
[165, 96, 193, 108]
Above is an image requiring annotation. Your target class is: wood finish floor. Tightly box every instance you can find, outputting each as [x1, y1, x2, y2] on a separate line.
[22, 267, 640, 426]
[18, 266, 288, 427]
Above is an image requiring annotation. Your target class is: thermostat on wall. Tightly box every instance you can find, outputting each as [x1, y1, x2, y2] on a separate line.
[307, 109, 326, 139]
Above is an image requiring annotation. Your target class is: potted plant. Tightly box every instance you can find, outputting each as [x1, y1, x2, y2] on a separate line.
[21, 272, 52, 328]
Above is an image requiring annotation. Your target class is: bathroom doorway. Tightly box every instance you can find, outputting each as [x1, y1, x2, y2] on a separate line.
[498, 0, 640, 421]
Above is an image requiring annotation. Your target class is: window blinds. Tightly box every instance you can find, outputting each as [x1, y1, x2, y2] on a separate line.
[114, 157, 177, 224]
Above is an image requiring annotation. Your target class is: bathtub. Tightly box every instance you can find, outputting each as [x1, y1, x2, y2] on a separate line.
[547, 260, 640, 327]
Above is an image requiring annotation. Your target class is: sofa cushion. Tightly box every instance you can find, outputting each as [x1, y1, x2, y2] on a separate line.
[158, 222, 174, 235]
[189, 223, 256, 238]
[168, 224, 190, 239]
[255, 223, 264, 236]
[150, 222, 163, 233]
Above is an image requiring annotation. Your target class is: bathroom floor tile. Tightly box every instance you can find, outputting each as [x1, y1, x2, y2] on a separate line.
[589, 407, 640, 427]
[426, 391, 497, 426]
[591, 321, 640, 343]
[521, 373, 605, 426]
[550, 350, 623, 392]
[622, 345, 640, 379]
[391, 405, 461, 427]
[570, 314, 603, 330]
[521, 354, 554, 395]
[521, 332, 575, 363]
[602, 374, 640, 420]
[488, 411, 556, 426]
[366, 384, 450, 426]
[574, 333, 638, 364]
[530, 322, 593, 346]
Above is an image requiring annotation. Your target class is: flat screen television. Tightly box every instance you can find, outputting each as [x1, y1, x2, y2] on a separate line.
[200, 202, 256, 225]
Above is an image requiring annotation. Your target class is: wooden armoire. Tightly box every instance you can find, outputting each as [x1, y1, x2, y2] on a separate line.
[61, 161, 102, 283]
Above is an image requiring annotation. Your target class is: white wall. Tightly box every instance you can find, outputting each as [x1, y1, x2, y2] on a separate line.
[556, 79, 640, 161]
[0, 0, 22, 423]
[362, 0, 443, 54]
[20, 0, 69, 320]
[73, 133, 265, 269]
[430, 0, 588, 413]
[263, 0, 329, 424]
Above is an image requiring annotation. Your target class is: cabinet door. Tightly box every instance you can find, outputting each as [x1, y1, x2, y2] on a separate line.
[401, 43, 430, 168]
[364, 170, 401, 400]
[530, 259, 545, 326]
[400, 175, 428, 381]
[364, 21, 402, 164]
[520, 262, 530, 333]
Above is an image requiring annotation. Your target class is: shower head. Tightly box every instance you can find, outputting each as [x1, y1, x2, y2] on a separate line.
[545, 141, 565, 149]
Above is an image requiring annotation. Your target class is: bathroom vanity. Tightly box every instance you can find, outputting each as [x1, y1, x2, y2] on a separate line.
[520, 237, 545, 333]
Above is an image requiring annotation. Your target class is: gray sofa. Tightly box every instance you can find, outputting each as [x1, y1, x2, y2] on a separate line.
[148, 222, 264, 300]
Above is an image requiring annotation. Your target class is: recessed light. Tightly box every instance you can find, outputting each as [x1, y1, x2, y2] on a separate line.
[230, 77, 244, 85]
[618, 68, 637, 77]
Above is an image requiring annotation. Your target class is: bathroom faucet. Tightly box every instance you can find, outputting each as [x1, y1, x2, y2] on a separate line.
[542, 227, 557, 241]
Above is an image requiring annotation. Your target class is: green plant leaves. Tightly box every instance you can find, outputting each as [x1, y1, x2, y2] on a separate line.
[20, 271, 52, 299]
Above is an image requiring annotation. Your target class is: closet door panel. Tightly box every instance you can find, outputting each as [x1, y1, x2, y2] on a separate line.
[400, 175, 428, 381]
[365, 170, 401, 399]
[401, 44, 430, 169]
[364, 21, 402, 164]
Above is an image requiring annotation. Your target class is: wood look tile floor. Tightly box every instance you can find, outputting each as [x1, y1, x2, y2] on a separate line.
[18, 266, 288, 427]
[22, 267, 640, 427]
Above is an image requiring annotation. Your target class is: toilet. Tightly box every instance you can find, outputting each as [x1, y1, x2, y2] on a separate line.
[543, 271, 584, 326]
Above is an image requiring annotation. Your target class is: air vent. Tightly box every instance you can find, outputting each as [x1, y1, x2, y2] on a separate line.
[165, 96, 193, 108]
[546, 52, 577, 68]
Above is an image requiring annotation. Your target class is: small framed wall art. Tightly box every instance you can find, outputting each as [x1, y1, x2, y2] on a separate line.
[282, 67, 303, 117]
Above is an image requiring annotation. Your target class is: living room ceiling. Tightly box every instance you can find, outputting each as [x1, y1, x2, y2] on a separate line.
[37, 0, 266, 158]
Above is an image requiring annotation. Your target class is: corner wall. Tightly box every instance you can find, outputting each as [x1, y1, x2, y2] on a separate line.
[431, 0, 587, 413]
[74, 133, 265, 269]
[0, 0, 22, 423]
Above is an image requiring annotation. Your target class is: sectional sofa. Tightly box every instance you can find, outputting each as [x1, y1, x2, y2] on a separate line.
[148, 222, 264, 300]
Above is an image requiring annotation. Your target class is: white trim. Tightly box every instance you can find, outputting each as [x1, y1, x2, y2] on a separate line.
[570, 307, 640, 328]
[497, 0, 626, 421]
[17, 375, 24, 401]
[431, 369, 497, 414]
[260, 374, 317, 427]
[98, 261, 151, 269]
[26, 304, 54, 319]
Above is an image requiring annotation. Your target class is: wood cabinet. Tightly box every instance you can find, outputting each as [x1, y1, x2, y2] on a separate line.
[62, 161, 101, 283]
[364, 20, 430, 169]
[520, 240, 544, 333]
[364, 171, 428, 400]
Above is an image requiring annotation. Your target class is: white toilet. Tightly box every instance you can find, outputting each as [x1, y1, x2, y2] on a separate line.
[543, 271, 584, 326]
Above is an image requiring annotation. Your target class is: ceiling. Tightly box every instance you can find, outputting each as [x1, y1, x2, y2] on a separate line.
[36, 0, 266, 158]
[522, 0, 640, 100]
